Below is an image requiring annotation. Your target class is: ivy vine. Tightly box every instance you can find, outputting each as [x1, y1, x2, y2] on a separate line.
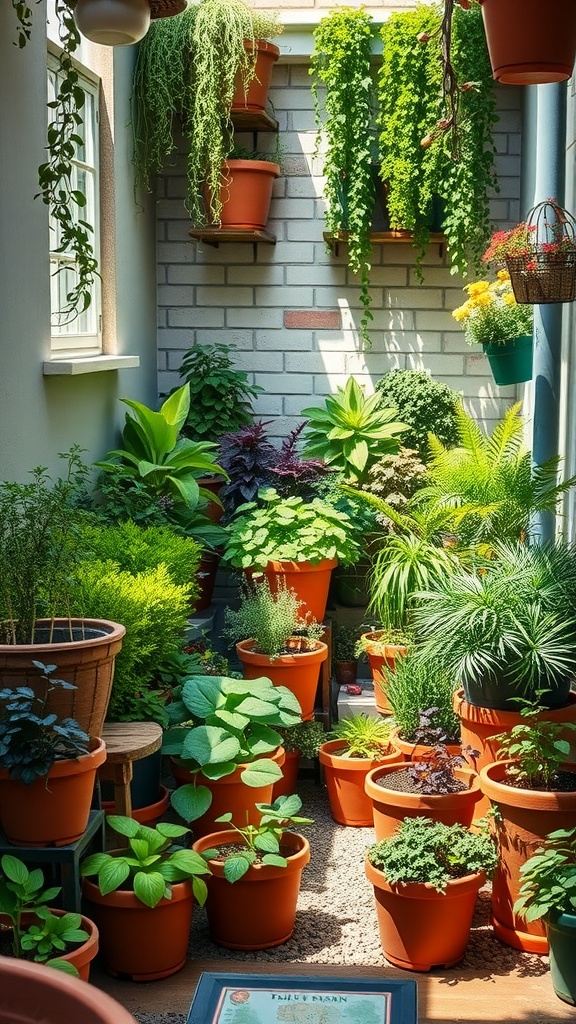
[311, 8, 377, 348]
[12, 0, 99, 324]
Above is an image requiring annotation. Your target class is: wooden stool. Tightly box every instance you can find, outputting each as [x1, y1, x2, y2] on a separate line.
[99, 722, 163, 843]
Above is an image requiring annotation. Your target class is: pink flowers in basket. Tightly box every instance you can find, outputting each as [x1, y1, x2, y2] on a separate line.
[482, 200, 576, 267]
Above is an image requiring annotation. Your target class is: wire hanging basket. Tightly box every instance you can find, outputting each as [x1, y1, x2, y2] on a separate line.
[504, 200, 576, 305]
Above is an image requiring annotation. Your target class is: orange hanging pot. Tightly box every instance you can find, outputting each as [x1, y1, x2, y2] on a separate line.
[231, 40, 280, 112]
[319, 739, 403, 827]
[192, 829, 310, 949]
[219, 159, 279, 231]
[364, 762, 482, 841]
[236, 640, 328, 722]
[479, 0, 576, 84]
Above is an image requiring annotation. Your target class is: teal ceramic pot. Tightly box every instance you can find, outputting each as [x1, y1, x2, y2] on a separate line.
[546, 910, 576, 1006]
[482, 334, 533, 386]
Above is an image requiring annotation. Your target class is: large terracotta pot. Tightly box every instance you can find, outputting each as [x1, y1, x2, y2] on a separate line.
[390, 726, 461, 763]
[0, 956, 137, 1024]
[319, 739, 403, 827]
[236, 640, 328, 722]
[0, 618, 125, 737]
[17, 910, 99, 981]
[219, 160, 279, 231]
[365, 857, 485, 971]
[255, 558, 338, 623]
[454, 690, 576, 817]
[170, 746, 285, 838]
[192, 829, 310, 949]
[0, 738, 106, 846]
[360, 632, 408, 714]
[365, 762, 482, 841]
[479, 760, 576, 953]
[232, 39, 280, 112]
[81, 877, 194, 981]
[479, 0, 576, 85]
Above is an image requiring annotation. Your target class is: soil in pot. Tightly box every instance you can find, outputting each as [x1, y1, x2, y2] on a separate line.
[365, 762, 482, 840]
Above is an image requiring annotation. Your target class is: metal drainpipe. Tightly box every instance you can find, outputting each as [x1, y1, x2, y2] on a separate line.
[529, 82, 567, 542]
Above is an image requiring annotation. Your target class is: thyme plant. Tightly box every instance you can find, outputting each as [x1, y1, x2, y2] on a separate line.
[311, 8, 377, 346]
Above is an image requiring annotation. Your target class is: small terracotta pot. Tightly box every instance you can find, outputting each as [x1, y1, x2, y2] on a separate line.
[390, 726, 462, 763]
[272, 749, 301, 800]
[250, 558, 338, 623]
[319, 739, 403, 827]
[365, 856, 485, 971]
[479, 759, 576, 953]
[170, 746, 285, 838]
[479, 0, 576, 84]
[364, 762, 482, 841]
[231, 39, 280, 112]
[0, 956, 137, 1024]
[81, 877, 194, 981]
[219, 160, 279, 231]
[0, 738, 106, 846]
[236, 640, 328, 721]
[334, 660, 358, 688]
[192, 829, 310, 949]
[360, 633, 408, 714]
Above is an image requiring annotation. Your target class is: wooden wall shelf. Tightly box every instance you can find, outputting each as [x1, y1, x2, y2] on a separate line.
[189, 227, 276, 248]
[231, 108, 278, 133]
[323, 230, 445, 257]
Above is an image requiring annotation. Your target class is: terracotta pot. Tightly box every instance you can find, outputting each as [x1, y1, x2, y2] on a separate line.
[319, 739, 403, 827]
[0, 956, 137, 1024]
[101, 784, 170, 827]
[192, 829, 310, 949]
[364, 762, 482, 841]
[0, 738, 106, 846]
[479, 759, 576, 953]
[236, 640, 328, 722]
[454, 690, 576, 817]
[272, 749, 301, 800]
[16, 910, 99, 982]
[194, 550, 220, 612]
[360, 634, 408, 714]
[81, 877, 194, 981]
[251, 557, 338, 623]
[479, 0, 576, 84]
[365, 856, 485, 971]
[334, 659, 358, 688]
[231, 39, 280, 112]
[390, 726, 462, 763]
[219, 160, 279, 231]
[0, 619, 125, 738]
[170, 746, 286, 838]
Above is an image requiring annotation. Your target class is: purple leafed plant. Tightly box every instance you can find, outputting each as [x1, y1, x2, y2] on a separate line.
[269, 423, 329, 498]
[219, 421, 277, 513]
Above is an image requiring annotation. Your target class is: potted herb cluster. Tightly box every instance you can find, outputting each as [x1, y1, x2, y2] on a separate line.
[384, 653, 461, 760]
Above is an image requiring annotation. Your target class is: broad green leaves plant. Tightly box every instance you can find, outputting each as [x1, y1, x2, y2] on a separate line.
[494, 703, 576, 791]
[176, 343, 263, 442]
[515, 827, 576, 922]
[311, 8, 377, 346]
[162, 674, 302, 824]
[302, 378, 406, 486]
[81, 817, 211, 908]
[223, 487, 361, 569]
[374, 370, 461, 461]
[203, 794, 313, 882]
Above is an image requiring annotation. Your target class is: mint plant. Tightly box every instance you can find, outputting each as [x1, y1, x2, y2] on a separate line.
[514, 827, 576, 922]
[494, 702, 576, 790]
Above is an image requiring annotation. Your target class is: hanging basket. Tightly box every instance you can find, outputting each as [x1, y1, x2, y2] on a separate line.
[149, 0, 186, 17]
[504, 200, 576, 305]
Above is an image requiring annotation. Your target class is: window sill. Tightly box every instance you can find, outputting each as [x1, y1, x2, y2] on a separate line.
[43, 355, 140, 376]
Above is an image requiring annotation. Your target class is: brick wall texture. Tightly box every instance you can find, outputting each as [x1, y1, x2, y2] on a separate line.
[156, 57, 523, 441]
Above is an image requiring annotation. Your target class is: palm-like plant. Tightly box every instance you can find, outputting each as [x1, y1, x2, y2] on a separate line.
[420, 403, 576, 547]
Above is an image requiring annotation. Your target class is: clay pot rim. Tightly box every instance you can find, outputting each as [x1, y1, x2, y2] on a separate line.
[479, 759, 576, 807]
[0, 955, 137, 1020]
[0, 736, 106, 782]
[453, 688, 576, 724]
[14, 909, 99, 970]
[0, 617, 125, 653]
[236, 639, 328, 665]
[223, 159, 280, 177]
[364, 856, 486, 899]
[192, 828, 310, 878]
[390, 725, 462, 758]
[365, 763, 481, 806]
[261, 557, 339, 573]
[360, 631, 408, 656]
[241, 38, 281, 58]
[82, 876, 193, 909]
[319, 739, 402, 771]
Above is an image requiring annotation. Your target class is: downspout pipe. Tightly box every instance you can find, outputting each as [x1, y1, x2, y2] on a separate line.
[529, 82, 567, 543]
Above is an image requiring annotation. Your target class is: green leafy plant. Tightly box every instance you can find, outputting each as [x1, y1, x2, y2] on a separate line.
[361, 449, 428, 522]
[223, 487, 361, 569]
[310, 8, 377, 346]
[81, 816, 211, 908]
[162, 674, 302, 824]
[333, 624, 361, 662]
[204, 794, 313, 882]
[494, 703, 576, 791]
[0, 661, 90, 784]
[354, 627, 412, 661]
[175, 343, 263, 442]
[329, 713, 392, 759]
[276, 719, 326, 758]
[514, 827, 576, 922]
[384, 650, 460, 744]
[302, 378, 407, 487]
[78, 519, 202, 594]
[0, 447, 89, 645]
[0, 854, 88, 975]
[374, 371, 461, 461]
[223, 577, 324, 660]
[366, 530, 458, 631]
[132, 0, 282, 226]
[367, 816, 497, 892]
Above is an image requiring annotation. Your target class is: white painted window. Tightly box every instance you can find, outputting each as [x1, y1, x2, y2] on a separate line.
[48, 54, 101, 355]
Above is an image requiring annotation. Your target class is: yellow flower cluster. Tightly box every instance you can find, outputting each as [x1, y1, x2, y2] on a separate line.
[452, 271, 533, 347]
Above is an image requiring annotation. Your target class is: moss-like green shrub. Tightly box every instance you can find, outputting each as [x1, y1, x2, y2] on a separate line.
[375, 370, 461, 461]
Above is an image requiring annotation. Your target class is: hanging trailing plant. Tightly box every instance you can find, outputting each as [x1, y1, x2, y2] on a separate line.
[378, 2, 497, 278]
[310, 8, 377, 348]
[132, 0, 282, 226]
[12, 0, 99, 323]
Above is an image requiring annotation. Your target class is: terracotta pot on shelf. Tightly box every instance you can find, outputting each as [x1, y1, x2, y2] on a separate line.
[319, 739, 403, 827]
[170, 745, 286, 839]
[0, 618, 125, 738]
[219, 159, 279, 231]
[231, 39, 280, 112]
[365, 856, 486, 971]
[236, 639, 328, 722]
[81, 877, 194, 981]
[334, 659, 358, 688]
[0, 738, 106, 846]
[478, 759, 576, 954]
[0, 956, 138, 1024]
[364, 762, 482, 841]
[192, 829, 310, 950]
[250, 557, 338, 623]
[479, 0, 576, 85]
[390, 726, 462, 763]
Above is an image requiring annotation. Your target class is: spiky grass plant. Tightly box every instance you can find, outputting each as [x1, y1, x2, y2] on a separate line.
[383, 651, 460, 744]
